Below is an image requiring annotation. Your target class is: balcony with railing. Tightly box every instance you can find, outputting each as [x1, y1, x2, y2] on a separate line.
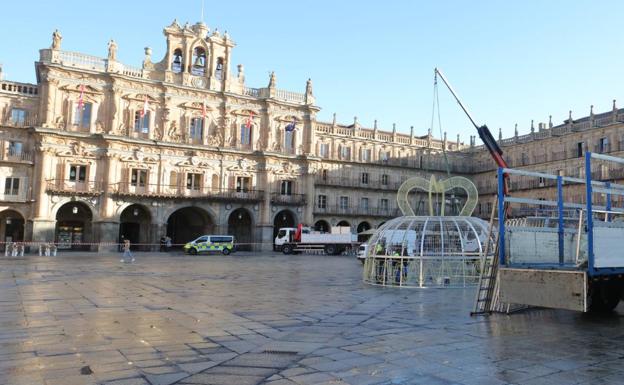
[46, 179, 103, 195]
[111, 183, 264, 202]
[315, 176, 403, 190]
[1, 114, 39, 128]
[2, 149, 34, 163]
[314, 205, 402, 217]
[270, 193, 306, 206]
[0, 185, 29, 203]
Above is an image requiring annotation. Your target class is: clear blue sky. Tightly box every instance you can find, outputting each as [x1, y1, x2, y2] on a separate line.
[2, 0, 623, 141]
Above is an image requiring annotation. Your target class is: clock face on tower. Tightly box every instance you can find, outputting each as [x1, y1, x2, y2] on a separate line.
[192, 77, 206, 88]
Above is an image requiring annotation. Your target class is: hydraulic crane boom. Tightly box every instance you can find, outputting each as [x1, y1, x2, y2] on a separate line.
[433, 68, 509, 194]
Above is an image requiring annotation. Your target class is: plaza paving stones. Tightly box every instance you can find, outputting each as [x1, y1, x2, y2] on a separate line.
[1, 253, 624, 384]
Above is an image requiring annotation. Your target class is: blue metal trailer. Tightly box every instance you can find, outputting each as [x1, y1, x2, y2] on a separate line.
[497, 152, 624, 312]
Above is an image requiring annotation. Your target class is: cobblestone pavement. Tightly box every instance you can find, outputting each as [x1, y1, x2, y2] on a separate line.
[1, 252, 624, 385]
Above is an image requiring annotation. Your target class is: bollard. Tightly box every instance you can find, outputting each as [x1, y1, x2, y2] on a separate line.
[39, 244, 43, 256]
[19, 244, 24, 257]
[4, 243, 9, 257]
[52, 245, 57, 257]
[44, 244, 50, 257]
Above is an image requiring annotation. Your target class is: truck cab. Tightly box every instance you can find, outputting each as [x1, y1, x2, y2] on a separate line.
[274, 227, 311, 251]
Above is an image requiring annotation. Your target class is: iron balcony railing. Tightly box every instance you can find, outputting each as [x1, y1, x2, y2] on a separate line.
[112, 182, 264, 201]
[313, 205, 401, 217]
[3, 149, 33, 162]
[270, 193, 306, 205]
[315, 176, 404, 190]
[46, 179, 103, 195]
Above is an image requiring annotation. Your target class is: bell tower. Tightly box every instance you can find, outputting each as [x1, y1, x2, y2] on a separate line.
[161, 19, 235, 91]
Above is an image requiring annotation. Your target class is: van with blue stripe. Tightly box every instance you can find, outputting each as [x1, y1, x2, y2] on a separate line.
[184, 235, 235, 255]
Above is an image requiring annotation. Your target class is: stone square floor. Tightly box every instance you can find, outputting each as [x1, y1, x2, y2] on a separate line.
[0, 252, 623, 385]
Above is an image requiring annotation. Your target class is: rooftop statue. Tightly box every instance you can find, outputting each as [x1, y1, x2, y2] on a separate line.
[51, 29, 62, 50]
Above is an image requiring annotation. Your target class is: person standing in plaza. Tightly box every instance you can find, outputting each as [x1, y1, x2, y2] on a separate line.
[121, 239, 135, 263]
[160, 235, 166, 252]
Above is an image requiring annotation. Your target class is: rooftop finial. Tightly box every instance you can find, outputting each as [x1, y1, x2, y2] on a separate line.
[374, 119, 378, 130]
[549, 115, 553, 128]
[392, 123, 396, 133]
[332, 113, 336, 125]
[498, 127, 502, 140]
[590, 105, 594, 116]
[514, 123, 518, 137]
[614, 99, 618, 111]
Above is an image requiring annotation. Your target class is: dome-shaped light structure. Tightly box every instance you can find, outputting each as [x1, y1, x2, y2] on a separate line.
[363, 216, 495, 288]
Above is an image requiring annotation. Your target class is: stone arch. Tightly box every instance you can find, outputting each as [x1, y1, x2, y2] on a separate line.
[166, 206, 215, 246]
[0, 209, 25, 246]
[357, 221, 371, 233]
[50, 197, 100, 223]
[172, 48, 183, 73]
[314, 220, 330, 233]
[55, 201, 94, 251]
[119, 204, 152, 251]
[336, 220, 350, 227]
[228, 208, 253, 251]
[191, 46, 207, 75]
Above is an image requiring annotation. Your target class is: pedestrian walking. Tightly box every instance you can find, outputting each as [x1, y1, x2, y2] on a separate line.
[120, 239, 135, 263]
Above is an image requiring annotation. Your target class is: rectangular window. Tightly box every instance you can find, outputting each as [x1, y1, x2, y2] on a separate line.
[339, 196, 349, 209]
[10, 109, 26, 125]
[360, 197, 369, 210]
[319, 143, 329, 158]
[4, 178, 19, 196]
[361, 172, 369, 184]
[186, 173, 202, 190]
[134, 111, 150, 133]
[284, 130, 294, 151]
[131, 169, 147, 187]
[240, 124, 251, 145]
[599, 137, 609, 153]
[74, 102, 92, 129]
[361, 148, 371, 162]
[381, 174, 389, 185]
[190, 118, 204, 139]
[69, 165, 86, 182]
[8, 141, 22, 157]
[381, 151, 390, 163]
[321, 169, 328, 181]
[317, 195, 327, 209]
[340, 146, 351, 160]
[280, 180, 293, 195]
[380, 199, 389, 210]
[236, 176, 251, 192]
[577, 142, 584, 158]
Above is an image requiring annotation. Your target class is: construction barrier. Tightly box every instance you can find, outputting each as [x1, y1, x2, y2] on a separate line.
[0, 241, 360, 256]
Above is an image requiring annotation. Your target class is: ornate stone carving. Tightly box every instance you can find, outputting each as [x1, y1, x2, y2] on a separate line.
[167, 121, 180, 142]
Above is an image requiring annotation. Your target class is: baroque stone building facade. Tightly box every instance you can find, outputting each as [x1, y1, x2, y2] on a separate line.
[0, 21, 621, 250]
